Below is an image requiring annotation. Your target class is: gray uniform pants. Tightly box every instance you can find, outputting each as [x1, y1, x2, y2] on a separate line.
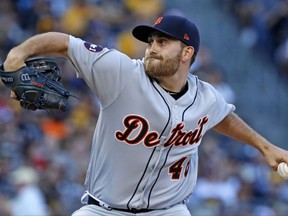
[72, 203, 191, 216]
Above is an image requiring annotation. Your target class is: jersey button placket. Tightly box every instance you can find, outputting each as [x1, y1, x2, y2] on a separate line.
[173, 104, 181, 123]
[140, 147, 164, 200]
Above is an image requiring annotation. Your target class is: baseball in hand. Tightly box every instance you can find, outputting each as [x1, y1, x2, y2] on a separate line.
[277, 162, 288, 179]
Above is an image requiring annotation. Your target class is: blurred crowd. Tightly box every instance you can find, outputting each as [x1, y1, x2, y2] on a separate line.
[219, 0, 288, 76]
[0, 0, 287, 216]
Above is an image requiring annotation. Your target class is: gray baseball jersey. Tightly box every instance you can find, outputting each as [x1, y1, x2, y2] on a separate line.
[68, 35, 235, 210]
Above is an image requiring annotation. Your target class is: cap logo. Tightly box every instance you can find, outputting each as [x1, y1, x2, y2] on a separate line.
[184, 33, 190, 41]
[154, 17, 163, 26]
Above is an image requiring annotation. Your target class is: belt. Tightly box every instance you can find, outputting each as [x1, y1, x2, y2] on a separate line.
[88, 196, 155, 214]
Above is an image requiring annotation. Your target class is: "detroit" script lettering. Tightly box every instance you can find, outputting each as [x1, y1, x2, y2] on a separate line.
[115, 115, 209, 148]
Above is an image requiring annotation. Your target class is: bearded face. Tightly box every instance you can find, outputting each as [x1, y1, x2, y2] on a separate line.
[144, 47, 182, 78]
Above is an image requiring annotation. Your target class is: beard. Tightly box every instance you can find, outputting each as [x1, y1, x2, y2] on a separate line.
[144, 51, 182, 78]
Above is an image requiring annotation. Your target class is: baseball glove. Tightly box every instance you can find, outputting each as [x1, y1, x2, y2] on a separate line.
[0, 57, 74, 111]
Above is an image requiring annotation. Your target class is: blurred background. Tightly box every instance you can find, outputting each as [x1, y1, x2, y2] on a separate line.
[0, 0, 288, 215]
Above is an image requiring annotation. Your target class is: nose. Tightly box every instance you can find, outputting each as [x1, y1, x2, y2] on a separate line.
[148, 41, 158, 54]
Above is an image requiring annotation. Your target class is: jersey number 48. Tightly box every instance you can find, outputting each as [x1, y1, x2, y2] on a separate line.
[168, 156, 190, 180]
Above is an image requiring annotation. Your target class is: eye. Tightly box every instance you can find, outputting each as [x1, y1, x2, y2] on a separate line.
[158, 38, 168, 46]
[147, 38, 153, 46]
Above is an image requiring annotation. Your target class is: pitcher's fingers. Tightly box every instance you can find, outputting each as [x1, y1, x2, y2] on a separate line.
[10, 91, 17, 99]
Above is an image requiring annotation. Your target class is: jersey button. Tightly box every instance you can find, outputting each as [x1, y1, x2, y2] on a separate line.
[174, 105, 178, 109]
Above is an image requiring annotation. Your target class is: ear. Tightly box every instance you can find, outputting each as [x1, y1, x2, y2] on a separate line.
[182, 46, 194, 63]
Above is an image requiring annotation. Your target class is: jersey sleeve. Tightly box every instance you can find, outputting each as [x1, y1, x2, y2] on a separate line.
[67, 35, 141, 108]
[204, 82, 236, 129]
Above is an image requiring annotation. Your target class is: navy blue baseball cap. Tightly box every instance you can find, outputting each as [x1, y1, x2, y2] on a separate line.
[132, 15, 200, 55]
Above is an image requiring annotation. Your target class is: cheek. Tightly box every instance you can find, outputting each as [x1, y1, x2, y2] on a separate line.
[144, 48, 150, 57]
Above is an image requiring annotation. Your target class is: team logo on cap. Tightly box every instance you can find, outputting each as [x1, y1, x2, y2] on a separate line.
[183, 33, 190, 41]
[154, 17, 163, 26]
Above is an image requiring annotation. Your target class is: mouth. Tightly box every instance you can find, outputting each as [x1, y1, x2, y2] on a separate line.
[147, 56, 162, 61]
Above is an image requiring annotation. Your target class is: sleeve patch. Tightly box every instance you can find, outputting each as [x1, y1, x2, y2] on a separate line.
[84, 42, 104, 53]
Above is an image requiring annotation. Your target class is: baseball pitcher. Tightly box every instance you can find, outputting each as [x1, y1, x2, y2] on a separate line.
[2, 15, 288, 216]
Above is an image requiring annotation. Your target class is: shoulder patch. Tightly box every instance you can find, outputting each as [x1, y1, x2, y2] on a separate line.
[84, 42, 104, 53]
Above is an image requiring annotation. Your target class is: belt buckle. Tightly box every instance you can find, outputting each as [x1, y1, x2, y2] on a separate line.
[130, 208, 138, 214]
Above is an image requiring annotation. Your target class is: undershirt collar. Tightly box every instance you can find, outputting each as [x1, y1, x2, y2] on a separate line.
[162, 82, 188, 100]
